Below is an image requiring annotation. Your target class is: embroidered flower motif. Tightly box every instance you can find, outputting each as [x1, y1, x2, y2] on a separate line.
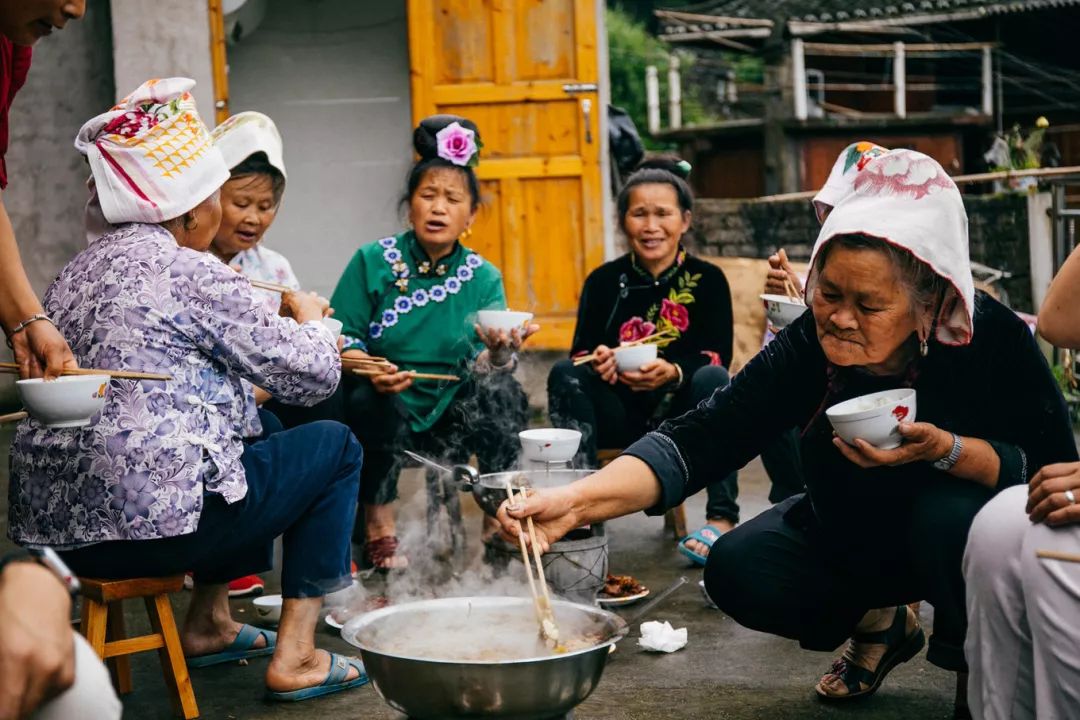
[853, 152, 955, 200]
[394, 296, 413, 313]
[378, 237, 396, 249]
[382, 309, 399, 327]
[445, 277, 462, 295]
[369, 322, 383, 339]
[395, 278, 410, 293]
[619, 316, 656, 343]
[465, 254, 483, 269]
[456, 265, 474, 281]
[383, 248, 403, 263]
[412, 288, 430, 307]
[660, 299, 689, 332]
[392, 261, 409, 276]
[435, 264, 448, 276]
[430, 286, 448, 303]
[418, 261, 431, 275]
[435, 121, 479, 167]
[701, 350, 723, 367]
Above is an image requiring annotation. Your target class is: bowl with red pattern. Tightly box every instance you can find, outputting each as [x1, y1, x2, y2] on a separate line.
[826, 388, 917, 450]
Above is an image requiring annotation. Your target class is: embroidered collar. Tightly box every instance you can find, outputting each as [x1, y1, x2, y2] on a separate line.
[406, 231, 461, 278]
[630, 245, 687, 285]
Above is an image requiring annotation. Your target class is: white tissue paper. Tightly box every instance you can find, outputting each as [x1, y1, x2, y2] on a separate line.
[637, 620, 688, 653]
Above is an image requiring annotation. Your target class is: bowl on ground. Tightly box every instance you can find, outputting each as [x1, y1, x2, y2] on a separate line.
[476, 310, 534, 335]
[519, 428, 582, 463]
[253, 594, 282, 624]
[760, 293, 806, 329]
[15, 374, 110, 428]
[826, 388, 917, 450]
[613, 344, 658, 372]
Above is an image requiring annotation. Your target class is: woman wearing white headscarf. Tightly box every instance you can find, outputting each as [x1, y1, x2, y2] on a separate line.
[497, 150, 1076, 713]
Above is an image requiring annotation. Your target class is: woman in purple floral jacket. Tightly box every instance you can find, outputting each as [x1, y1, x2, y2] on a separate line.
[8, 79, 369, 702]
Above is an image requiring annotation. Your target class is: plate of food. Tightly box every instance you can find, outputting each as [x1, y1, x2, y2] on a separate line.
[596, 574, 649, 607]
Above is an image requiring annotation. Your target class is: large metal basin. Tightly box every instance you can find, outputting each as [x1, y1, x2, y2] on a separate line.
[341, 596, 627, 719]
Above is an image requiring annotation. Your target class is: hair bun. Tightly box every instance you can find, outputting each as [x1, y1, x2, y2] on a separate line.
[636, 155, 691, 179]
[413, 114, 481, 160]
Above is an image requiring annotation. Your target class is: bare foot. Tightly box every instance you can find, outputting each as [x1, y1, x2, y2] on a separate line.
[265, 648, 362, 693]
[683, 518, 735, 558]
[816, 606, 920, 698]
[181, 617, 268, 658]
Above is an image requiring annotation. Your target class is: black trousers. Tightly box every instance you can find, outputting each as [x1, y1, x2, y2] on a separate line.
[704, 478, 996, 672]
[548, 359, 741, 522]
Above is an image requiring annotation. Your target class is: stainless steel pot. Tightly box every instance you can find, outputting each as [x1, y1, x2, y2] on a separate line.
[342, 596, 627, 719]
[453, 467, 595, 517]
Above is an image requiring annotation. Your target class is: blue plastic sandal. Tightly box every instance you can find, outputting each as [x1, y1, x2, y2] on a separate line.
[186, 624, 276, 668]
[677, 526, 723, 567]
[266, 653, 369, 702]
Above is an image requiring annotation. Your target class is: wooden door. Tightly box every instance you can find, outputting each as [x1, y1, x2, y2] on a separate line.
[407, 0, 604, 349]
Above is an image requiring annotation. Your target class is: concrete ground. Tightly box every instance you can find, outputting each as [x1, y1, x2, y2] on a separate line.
[0, 426, 961, 720]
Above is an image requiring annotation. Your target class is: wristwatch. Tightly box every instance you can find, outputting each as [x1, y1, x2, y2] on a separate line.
[0, 547, 80, 597]
[933, 433, 964, 472]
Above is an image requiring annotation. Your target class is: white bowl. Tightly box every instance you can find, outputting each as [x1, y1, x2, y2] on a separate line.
[15, 375, 110, 428]
[614, 344, 658, 372]
[519, 428, 582, 463]
[476, 310, 533, 334]
[760, 294, 806, 329]
[826, 389, 917, 450]
[253, 594, 282, 624]
[321, 317, 343, 337]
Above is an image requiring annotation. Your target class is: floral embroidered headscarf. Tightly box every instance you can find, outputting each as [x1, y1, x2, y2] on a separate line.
[812, 141, 891, 224]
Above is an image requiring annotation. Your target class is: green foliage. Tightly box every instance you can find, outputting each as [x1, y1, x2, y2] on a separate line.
[606, 6, 669, 147]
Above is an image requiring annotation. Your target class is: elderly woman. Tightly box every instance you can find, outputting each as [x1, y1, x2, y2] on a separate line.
[547, 157, 740, 565]
[962, 241, 1080, 719]
[331, 114, 535, 571]
[8, 79, 367, 701]
[499, 150, 1076, 710]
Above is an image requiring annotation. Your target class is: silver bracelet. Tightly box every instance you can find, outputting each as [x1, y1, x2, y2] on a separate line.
[4, 313, 53, 347]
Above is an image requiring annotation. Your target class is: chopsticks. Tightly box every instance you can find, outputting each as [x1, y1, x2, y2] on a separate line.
[351, 368, 460, 382]
[1036, 549, 1080, 564]
[248, 278, 293, 293]
[0, 411, 27, 424]
[783, 277, 803, 303]
[504, 482, 561, 646]
[572, 329, 677, 366]
[0, 363, 171, 381]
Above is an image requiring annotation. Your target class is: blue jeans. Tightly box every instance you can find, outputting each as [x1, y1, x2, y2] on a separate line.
[61, 419, 362, 598]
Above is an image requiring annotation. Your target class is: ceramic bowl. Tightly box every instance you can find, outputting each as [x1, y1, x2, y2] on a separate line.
[476, 310, 534, 334]
[253, 594, 282, 624]
[614, 344, 658, 372]
[322, 317, 343, 337]
[826, 389, 917, 450]
[760, 294, 806, 329]
[519, 428, 583, 463]
[15, 375, 109, 428]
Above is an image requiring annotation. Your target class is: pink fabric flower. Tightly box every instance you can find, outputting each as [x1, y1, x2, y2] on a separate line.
[619, 316, 656, 343]
[436, 122, 478, 167]
[660, 299, 689, 331]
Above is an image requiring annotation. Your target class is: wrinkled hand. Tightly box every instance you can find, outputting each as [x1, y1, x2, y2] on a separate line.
[496, 486, 581, 553]
[475, 323, 540, 364]
[278, 291, 329, 324]
[619, 359, 679, 392]
[765, 248, 803, 297]
[590, 345, 617, 384]
[1027, 462, 1080, 526]
[371, 366, 414, 395]
[833, 422, 953, 469]
[0, 563, 75, 720]
[9, 321, 78, 380]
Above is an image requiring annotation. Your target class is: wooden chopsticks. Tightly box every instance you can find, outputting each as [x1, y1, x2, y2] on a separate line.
[344, 355, 459, 382]
[0, 411, 27, 424]
[350, 368, 460, 382]
[504, 482, 561, 646]
[0, 363, 171, 381]
[247, 278, 294, 293]
[783, 277, 802, 303]
[572, 329, 677, 366]
[1036, 549, 1080, 564]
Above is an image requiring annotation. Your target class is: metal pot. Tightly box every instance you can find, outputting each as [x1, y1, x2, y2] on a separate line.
[453, 467, 595, 517]
[342, 596, 627, 719]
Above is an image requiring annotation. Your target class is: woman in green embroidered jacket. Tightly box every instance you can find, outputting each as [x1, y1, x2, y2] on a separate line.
[331, 115, 536, 571]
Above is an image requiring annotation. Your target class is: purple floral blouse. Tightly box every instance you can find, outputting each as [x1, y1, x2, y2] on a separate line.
[8, 223, 341, 548]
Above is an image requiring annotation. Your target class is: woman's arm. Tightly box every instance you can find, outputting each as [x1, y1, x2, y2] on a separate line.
[1038, 243, 1080, 348]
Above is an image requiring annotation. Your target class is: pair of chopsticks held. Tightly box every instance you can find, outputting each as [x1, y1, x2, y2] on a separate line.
[0, 362, 171, 382]
[572, 329, 677, 367]
[504, 482, 562, 647]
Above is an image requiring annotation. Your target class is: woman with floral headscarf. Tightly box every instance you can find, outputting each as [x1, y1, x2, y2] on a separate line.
[498, 149, 1076, 714]
[330, 114, 537, 572]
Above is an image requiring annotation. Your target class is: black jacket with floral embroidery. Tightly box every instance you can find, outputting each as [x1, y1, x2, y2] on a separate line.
[569, 249, 734, 377]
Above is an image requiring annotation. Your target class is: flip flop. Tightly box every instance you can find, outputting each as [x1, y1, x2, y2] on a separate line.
[186, 624, 276, 668]
[266, 652, 369, 702]
[677, 526, 723, 567]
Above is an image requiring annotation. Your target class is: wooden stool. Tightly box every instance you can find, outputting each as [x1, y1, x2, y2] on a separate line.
[597, 448, 688, 540]
[79, 575, 199, 719]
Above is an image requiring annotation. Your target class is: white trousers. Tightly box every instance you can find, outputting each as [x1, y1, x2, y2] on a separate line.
[31, 633, 121, 720]
[964, 485, 1080, 720]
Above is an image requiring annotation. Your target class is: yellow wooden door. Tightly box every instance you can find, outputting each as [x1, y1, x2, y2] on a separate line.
[407, 0, 604, 350]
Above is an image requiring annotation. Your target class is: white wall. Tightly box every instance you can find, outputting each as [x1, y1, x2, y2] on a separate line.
[225, 0, 413, 297]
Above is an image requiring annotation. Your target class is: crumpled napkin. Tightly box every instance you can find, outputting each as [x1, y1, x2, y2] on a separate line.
[637, 620, 688, 653]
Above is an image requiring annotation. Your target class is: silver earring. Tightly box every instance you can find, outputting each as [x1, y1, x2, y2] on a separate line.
[919, 338, 929, 357]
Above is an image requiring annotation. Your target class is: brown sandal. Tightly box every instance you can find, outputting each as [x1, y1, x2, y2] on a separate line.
[362, 536, 408, 573]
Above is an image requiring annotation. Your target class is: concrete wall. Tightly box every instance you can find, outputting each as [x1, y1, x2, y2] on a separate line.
[109, 0, 215, 112]
[225, 0, 413, 298]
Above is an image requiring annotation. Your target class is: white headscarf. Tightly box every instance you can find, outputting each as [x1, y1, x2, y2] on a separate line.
[805, 149, 976, 347]
[74, 77, 229, 225]
[212, 111, 287, 181]
[812, 141, 891, 224]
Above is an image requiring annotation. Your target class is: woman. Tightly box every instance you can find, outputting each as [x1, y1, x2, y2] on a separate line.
[8, 79, 368, 701]
[499, 150, 1076, 710]
[331, 114, 535, 571]
[547, 157, 739, 565]
[963, 241, 1080, 720]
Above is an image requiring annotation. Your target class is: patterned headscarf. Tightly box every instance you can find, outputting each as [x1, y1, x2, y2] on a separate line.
[212, 111, 287, 181]
[812, 141, 891, 224]
[74, 78, 229, 225]
[805, 149, 975, 346]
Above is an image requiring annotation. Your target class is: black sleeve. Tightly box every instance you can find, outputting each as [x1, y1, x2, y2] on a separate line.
[664, 264, 734, 375]
[625, 311, 827, 514]
[569, 269, 608, 358]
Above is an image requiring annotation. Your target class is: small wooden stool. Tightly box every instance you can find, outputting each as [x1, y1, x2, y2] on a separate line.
[79, 575, 199, 719]
[597, 448, 688, 540]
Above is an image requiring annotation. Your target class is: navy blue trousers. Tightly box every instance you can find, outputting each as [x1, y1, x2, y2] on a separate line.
[62, 418, 362, 598]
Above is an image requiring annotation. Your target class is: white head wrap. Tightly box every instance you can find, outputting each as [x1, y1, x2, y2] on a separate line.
[211, 111, 287, 181]
[812, 141, 891, 224]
